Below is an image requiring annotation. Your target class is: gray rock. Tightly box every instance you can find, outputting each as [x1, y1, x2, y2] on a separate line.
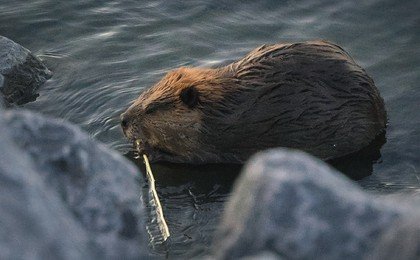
[213, 149, 420, 260]
[0, 36, 52, 105]
[1, 109, 151, 259]
[0, 109, 98, 259]
[368, 217, 420, 260]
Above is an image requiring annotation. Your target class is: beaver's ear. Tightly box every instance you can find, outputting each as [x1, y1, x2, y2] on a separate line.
[180, 86, 199, 108]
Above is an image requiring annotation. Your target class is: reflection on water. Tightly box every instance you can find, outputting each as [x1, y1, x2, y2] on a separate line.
[126, 152, 241, 257]
[1, 0, 420, 257]
[329, 132, 387, 181]
[127, 131, 388, 256]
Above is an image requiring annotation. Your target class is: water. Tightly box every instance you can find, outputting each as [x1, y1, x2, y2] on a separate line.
[1, 0, 419, 257]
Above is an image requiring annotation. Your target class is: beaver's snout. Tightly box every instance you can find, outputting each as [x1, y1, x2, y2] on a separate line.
[120, 114, 128, 129]
[120, 110, 140, 139]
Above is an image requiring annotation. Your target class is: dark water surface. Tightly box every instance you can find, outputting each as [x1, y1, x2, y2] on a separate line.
[1, 0, 419, 257]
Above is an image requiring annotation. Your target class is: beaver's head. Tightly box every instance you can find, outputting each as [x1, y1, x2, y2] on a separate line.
[121, 67, 241, 163]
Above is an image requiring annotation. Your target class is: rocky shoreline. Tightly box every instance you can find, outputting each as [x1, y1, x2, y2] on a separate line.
[1, 35, 419, 259]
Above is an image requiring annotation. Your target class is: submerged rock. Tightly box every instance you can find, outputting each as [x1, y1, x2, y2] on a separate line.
[213, 149, 420, 260]
[0, 36, 52, 105]
[0, 109, 151, 259]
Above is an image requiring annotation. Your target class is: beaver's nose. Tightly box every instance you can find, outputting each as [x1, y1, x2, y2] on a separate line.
[120, 113, 130, 130]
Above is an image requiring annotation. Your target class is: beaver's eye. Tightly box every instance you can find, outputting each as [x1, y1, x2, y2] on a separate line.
[180, 86, 199, 108]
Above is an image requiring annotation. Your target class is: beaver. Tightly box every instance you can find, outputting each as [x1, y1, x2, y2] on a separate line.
[121, 40, 386, 164]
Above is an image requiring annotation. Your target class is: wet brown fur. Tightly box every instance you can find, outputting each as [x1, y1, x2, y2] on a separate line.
[121, 40, 386, 164]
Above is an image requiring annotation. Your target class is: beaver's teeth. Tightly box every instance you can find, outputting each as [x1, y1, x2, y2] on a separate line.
[135, 139, 144, 153]
[135, 139, 142, 147]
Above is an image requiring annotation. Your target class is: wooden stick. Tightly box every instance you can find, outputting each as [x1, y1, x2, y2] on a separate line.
[143, 154, 171, 241]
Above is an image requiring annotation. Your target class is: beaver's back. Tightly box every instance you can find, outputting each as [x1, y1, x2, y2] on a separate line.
[207, 41, 386, 160]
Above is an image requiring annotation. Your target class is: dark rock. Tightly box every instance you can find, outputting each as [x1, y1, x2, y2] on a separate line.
[213, 149, 419, 260]
[0, 36, 52, 105]
[0, 109, 151, 259]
